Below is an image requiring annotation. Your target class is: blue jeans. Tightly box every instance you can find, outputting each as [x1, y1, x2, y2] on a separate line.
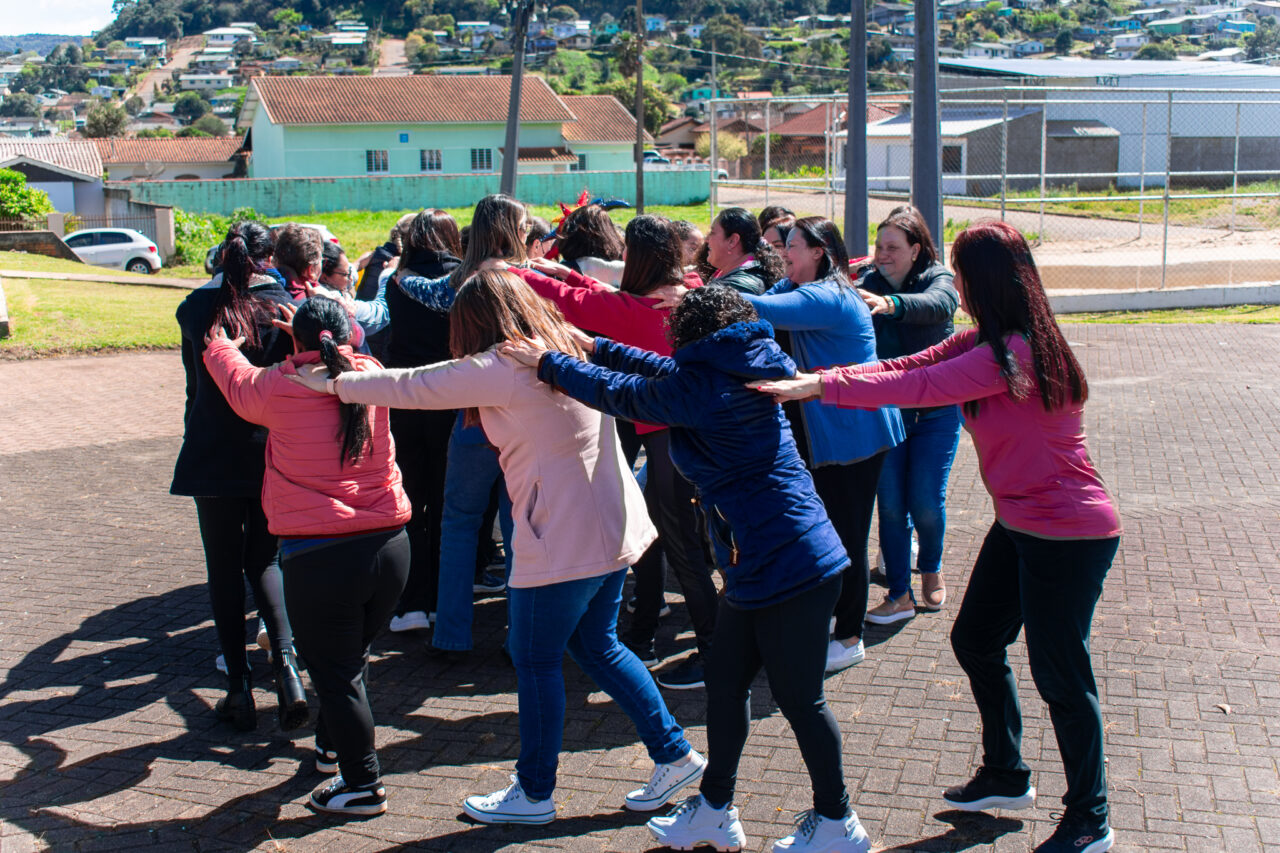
[507, 568, 691, 800]
[432, 415, 514, 651]
[877, 405, 962, 600]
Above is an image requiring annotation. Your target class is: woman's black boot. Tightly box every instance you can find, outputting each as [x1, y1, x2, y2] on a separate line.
[216, 674, 257, 732]
[274, 648, 309, 731]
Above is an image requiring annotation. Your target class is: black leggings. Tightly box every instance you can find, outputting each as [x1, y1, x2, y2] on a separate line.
[389, 407, 455, 616]
[193, 496, 293, 678]
[701, 574, 848, 820]
[284, 529, 410, 788]
[951, 522, 1118, 825]
[812, 452, 887, 642]
[625, 429, 718, 654]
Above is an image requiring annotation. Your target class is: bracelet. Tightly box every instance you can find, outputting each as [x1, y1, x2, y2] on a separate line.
[325, 377, 337, 395]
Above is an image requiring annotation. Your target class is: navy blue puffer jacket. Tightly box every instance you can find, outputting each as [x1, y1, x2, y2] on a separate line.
[538, 320, 849, 609]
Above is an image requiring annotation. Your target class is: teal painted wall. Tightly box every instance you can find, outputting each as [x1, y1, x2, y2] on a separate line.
[567, 143, 634, 172]
[251, 110, 568, 178]
[111, 170, 711, 216]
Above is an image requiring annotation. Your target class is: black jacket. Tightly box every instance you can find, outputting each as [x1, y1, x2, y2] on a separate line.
[170, 276, 295, 497]
[856, 261, 958, 360]
[709, 260, 769, 295]
[382, 248, 461, 369]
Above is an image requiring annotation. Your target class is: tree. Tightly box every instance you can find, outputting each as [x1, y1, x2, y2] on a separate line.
[405, 32, 427, 62]
[696, 131, 746, 161]
[173, 90, 212, 122]
[83, 103, 129, 137]
[135, 127, 174, 138]
[0, 92, 39, 117]
[0, 168, 54, 219]
[1135, 41, 1176, 60]
[1054, 29, 1074, 54]
[700, 13, 762, 67]
[548, 5, 578, 22]
[106, 39, 127, 54]
[593, 80, 673, 136]
[191, 113, 228, 136]
[124, 94, 145, 116]
[175, 127, 212, 137]
[1244, 17, 1279, 60]
[867, 35, 893, 67]
[273, 8, 303, 30]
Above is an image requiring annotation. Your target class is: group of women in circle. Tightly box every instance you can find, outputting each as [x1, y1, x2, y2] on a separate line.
[171, 193, 1120, 853]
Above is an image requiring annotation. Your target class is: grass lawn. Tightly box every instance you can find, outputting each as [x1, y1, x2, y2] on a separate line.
[1063, 304, 1280, 324]
[0, 251, 160, 280]
[988, 180, 1280, 229]
[0, 277, 184, 359]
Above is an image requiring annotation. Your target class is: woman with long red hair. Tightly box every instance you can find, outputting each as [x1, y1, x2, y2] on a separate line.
[754, 221, 1121, 853]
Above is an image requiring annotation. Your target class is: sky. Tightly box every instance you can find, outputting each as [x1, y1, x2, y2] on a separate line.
[1, 0, 117, 37]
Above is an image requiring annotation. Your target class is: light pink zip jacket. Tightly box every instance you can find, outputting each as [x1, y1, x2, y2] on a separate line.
[331, 348, 657, 588]
[820, 329, 1121, 540]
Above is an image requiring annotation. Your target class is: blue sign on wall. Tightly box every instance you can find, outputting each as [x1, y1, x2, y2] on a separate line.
[399, 133, 409, 143]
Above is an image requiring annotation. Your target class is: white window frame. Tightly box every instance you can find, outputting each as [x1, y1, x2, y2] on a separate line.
[470, 148, 494, 173]
[366, 149, 389, 173]
[420, 149, 443, 172]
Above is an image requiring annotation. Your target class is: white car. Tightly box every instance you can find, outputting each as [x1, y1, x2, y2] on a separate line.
[63, 228, 163, 274]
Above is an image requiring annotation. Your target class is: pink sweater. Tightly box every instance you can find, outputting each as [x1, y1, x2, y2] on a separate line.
[820, 329, 1121, 540]
[203, 340, 412, 537]
[331, 349, 657, 588]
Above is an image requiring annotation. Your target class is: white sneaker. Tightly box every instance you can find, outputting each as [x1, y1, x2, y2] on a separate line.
[625, 750, 708, 812]
[388, 611, 431, 632]
[824, 639, 865, 674]
[773, 809, 871, 853]
[462, 775, 556, 825]
[647, 795, 747, 852]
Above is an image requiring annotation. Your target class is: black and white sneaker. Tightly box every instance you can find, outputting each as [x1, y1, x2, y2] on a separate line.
[308, 775, 387, 816]
[315, 746, 338, 775]
[943, 767, 1035, 811]
[625, 596, 672, 618]
[622, 636, 660, 670]
[1034, 815, 1114, 853]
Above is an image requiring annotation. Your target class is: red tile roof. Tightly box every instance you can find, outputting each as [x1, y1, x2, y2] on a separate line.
[561, 94, 653, 143]
[248, 75, 575, 125]
[773, 101, 904, 137]
[0, 138, 102, 180]
[95, 136, 246, 163]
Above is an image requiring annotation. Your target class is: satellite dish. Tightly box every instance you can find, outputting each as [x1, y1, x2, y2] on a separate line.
[141, 160, 166, 179]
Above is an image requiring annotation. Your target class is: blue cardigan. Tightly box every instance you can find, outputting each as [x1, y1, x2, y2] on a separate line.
[538, 321, 849, 609]
[743, 277, 904, 466]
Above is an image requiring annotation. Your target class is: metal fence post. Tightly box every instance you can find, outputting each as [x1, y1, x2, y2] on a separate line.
[1230, 101, 1241, 232]
[1000, 92, 1008, 222]
[764, 102, 771, 207]
[912, 0, 943, 244]
[1161, 91, 1172, 290]
[709, 98, 718, 223]
[1138, 102, 1147, 240]
[1038, 105, 1047, 242]
[825, 99, 834, 221]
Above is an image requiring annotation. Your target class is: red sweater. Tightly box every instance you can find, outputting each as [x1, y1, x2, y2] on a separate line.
[511, 266, 700, 434]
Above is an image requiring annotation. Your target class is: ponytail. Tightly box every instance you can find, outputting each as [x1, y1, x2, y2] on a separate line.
[213, 222, 274, 349]
[753, 237, 785, 289]
[293, 298, 373, 466]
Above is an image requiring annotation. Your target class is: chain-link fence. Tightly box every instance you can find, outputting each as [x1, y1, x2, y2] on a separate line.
[706, 87, 1280, 292]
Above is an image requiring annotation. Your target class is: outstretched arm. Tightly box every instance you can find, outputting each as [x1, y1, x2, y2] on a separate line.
[536, 351, 702, 428]
[590, 337, 678, 378]
[396, 272, 456, 312]
[292, 351, 516, 411]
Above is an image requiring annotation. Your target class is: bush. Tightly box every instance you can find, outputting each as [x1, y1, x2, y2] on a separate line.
[0, 168, 55, 219]
[173, 207, 226, 265]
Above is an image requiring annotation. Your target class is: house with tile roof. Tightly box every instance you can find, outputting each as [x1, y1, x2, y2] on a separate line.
[95, 136, 249, 181]
[238, 76, 645, 179]
[0, 138, 106, 215]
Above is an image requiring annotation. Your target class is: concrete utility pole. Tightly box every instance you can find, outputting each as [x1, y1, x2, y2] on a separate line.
[501, 0, 535, 196]
[845, 0, 868, 257]
[634, 0, 646, 212]
[912, 0, 943, 244]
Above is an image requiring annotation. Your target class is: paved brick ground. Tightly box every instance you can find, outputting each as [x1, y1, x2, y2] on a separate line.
[1, 324, 1278, 852]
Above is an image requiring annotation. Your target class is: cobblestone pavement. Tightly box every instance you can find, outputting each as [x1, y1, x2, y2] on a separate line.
[1, 324, 1278, 852]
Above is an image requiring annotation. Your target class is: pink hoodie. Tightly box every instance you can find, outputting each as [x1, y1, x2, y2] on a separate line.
[203, 340, 412, 537]
[820, 329, 1121, 540]
[330, 349, 657, 588]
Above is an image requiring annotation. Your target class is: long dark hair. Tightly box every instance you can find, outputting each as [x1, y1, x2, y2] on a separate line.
[668, 284, 759, 350]
[558, 204, 624, 265]
[452, 194, 527, 286]
[291, 297, 373, 466]
[878, 204, 939, 280]
[714, 207, 784, 287]
[405, 208, 462, 258]
[950, 221, 1087, 418]
[790, 216, 851, 286]
[449, 269, 587, 425]
[213, 221, 275, 349]
[619, 214, 684, 296]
